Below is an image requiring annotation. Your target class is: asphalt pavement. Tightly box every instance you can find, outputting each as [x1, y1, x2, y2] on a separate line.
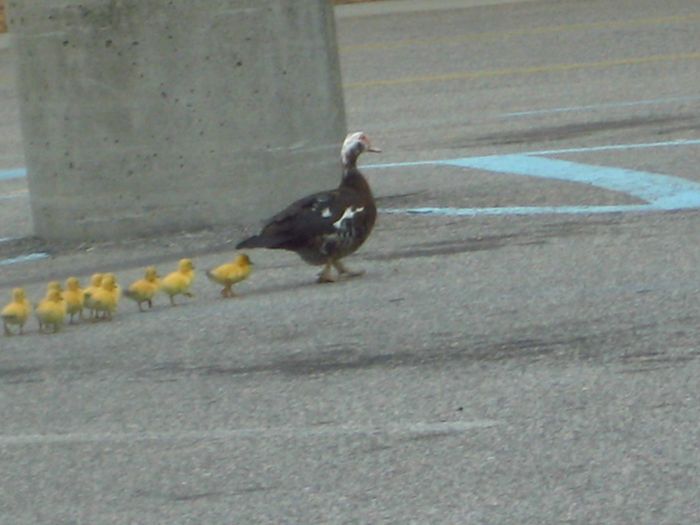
[2, 0, 700, 523]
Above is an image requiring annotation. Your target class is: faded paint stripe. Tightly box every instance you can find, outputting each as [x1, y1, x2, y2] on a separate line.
[364, 139, 700, 171]
[367, 140, 700, 217]
[0, 420, 500, 446]
[381, 204, 656, 217]
[0, 189, 28, 201]
[342, 13, 700, 51]
[443, 155, 700, 206]
[501, 95, 700, 118]
[0, 253, 50, 266]
[347, 52, 700, 89]
[0, 168, 27, 181]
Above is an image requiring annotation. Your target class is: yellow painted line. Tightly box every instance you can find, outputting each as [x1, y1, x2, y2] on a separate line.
[347, 52, 700, 89]
[342, 13, 700, 52]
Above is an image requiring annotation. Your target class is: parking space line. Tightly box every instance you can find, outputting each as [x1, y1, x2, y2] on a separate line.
[365, 139, 700, 170]
[0, 420, 500, 446]
[524, 139, 700, 157]
[347, 52, 700, 89]
[342, 13, 700, 52]
[386, 204, 655, 217]
[501, 95, 700, 118]
[368, 139, 700, 217]
[0, 253, 50, 266]
[445, 155, 700, 206]
[0, 189, 28, 201]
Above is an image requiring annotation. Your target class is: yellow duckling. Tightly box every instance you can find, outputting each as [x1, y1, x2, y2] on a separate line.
[102, 273, 122, 302]
[83, 273, 103, 319]
[46, 280, 63, 295]
[160, 258, 195, 306]
[62, 276, 85, 324]
[35, 289, 66, 333]
[205, 253, 253, 298]
[2, 288, 32, 336]
[90, 274, 120, 321]
[124, 266, 161, 311]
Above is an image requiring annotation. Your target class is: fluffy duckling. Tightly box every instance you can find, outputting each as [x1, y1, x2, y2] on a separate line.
[62, 277, 85, 324]
[83, 273, 103, 319]
[160, 258, 195, 306]
[35, 289, 66, 333]
[124, 266, 161, 312]
[102, 273, 122, 302]
[90, 274, 120, 321]
[205, 253, 253, 298]
[46, 280, 63, 295]
[2, 288, 32, 336]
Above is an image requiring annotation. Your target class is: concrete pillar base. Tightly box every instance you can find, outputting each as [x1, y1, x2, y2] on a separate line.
[8, 0, 346, 242]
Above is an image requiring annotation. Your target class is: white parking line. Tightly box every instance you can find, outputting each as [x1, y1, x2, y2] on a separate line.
[0, 253, 50, 266]
[501, 95, 700, 117]
[0, 420, 500, 446]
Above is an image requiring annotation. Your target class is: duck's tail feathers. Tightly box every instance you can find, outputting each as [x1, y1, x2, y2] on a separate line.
[236, 234, 276, 249]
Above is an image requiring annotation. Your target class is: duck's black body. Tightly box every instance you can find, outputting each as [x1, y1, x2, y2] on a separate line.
[236, 132, 380, 282]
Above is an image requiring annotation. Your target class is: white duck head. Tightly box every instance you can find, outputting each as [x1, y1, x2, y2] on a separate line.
[341, 131, 381, 167]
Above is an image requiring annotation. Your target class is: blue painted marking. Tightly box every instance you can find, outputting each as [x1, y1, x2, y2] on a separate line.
[443, 155, 700, 208]
[525, 139, 700, 157]
[0, 168, 27, 181]
[0, 253, 50, 266]
[364, 139, 700, 170]
[366, 139, 700, 217]
[381, 204, 655, 217]
[501, 95, 700, 118]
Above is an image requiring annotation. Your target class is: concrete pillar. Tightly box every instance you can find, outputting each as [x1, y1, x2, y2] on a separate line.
[7, 0, 346, 242]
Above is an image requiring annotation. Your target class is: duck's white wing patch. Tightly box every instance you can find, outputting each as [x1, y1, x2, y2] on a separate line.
[321, 207, 332, 218]
[333, 206, 365, 229]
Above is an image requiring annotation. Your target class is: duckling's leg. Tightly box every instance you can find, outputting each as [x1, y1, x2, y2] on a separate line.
[137, 301, 145, 312]
[147, 299, 153, 309]
[3, 320, 11, 336]
[333, 260, 365, 279]
[317, 262, 336, 283]
[221, 284, 234, 298]
[169, 294, 177, 306]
